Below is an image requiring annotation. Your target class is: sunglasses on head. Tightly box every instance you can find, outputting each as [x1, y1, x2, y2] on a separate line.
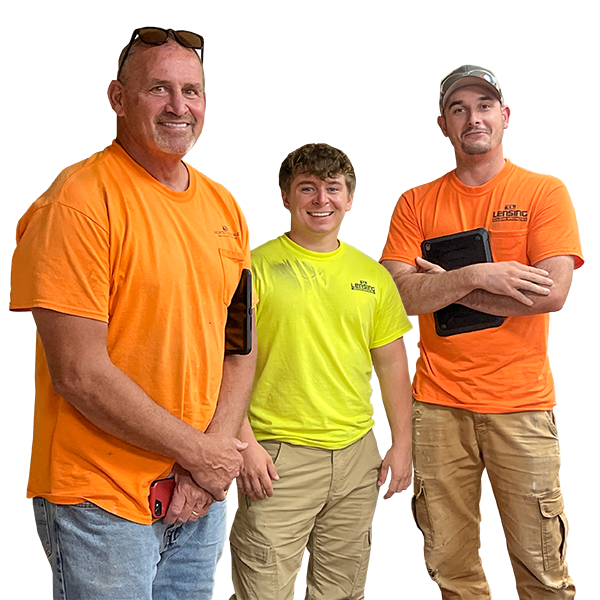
[118, 27, 204, 79]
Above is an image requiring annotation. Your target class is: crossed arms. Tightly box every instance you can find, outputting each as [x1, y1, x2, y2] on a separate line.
[381, 255, 575, 317]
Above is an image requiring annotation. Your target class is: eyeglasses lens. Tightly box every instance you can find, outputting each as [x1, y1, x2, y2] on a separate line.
[138, 28, 169, 45]
[173, 31, 204, 49]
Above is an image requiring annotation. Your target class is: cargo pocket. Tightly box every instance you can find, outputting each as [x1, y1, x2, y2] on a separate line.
[411, 476, 433, 548]
[349, 527, 372, 598]
[230, 528, 279, 600]
[539, 490, 568, 571]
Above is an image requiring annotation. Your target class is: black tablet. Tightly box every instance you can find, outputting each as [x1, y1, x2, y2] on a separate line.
[421, 228, 504, 336]
[225, 268, 253, 355]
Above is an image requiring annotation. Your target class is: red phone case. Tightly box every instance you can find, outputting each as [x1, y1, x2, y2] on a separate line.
[149, 477, 176, 518]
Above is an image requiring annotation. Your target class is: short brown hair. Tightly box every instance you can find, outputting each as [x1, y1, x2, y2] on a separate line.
[279, 143, 356, 195]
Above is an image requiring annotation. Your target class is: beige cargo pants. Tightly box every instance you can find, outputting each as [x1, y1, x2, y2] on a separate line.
[412, 399, 575, 599]
[229, 430, 381, 600]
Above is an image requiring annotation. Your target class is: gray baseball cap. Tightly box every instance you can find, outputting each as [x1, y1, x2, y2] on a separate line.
[439, 65, 503, 113]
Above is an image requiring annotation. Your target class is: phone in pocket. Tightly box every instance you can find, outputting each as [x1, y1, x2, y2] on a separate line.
[149, 477, 176, 518]
[225, 268, 253, 355]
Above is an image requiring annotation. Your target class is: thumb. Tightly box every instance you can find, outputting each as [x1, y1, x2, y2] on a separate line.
[377, 463, 388, 487]
[267, 461, 279, 481]
[233, 438, 249, 451]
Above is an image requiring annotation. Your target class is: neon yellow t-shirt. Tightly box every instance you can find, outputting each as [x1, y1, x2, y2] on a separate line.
[249, 234, 412, 449]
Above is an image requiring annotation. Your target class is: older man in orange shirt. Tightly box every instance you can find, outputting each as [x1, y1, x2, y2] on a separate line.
[10, 27, 256, 599]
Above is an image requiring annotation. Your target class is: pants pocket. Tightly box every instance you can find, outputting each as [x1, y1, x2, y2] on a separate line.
[349, 527, 372, 599]
[230, 529, 279, 600]
[538, 489, 568, 571]
[411, 475, 433, 549]
[32, 497, 53, 559]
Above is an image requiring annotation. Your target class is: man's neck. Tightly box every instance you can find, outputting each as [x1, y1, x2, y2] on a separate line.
[454, 150, 506, 187]
[116, 136, 190, 192]
[286, 230, 340, 253]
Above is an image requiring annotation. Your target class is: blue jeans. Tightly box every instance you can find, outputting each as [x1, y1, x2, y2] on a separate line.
[33, 497, 227, 600]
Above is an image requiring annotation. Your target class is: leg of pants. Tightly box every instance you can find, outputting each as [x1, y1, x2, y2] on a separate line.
[33, 497, 227, 600]
[229, 431, 381, 600]
[305, 431, 381, 600]
[481, 410, 575, 599]
[412, 400, 575, 600]
[412, 400, 491, 600]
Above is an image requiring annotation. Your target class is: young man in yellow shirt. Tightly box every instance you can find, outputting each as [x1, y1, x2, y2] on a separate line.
[229, 143, 413, 600]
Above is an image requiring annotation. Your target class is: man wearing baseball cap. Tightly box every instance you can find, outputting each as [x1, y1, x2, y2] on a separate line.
[381, 65, 583, 598]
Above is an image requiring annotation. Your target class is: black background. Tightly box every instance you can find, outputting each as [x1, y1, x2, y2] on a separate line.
[11, 17, 600, 597]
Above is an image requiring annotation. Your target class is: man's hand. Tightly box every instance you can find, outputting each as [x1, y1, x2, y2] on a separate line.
[416, 256, 553, 306]
[466, 261, 553, 305]
[164, 464, 215, 524]
[186, 433, 248, 501]
[236, 440, 279, 500]
[416, 257, 445, 274]
[377, 443, 412, 500]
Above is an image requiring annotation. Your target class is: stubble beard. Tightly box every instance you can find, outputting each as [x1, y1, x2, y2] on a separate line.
[461, 139, 492, 155]
[152, 113, 200, 156]
[460, 124, 504, 156]
[153, 127, 198, 155]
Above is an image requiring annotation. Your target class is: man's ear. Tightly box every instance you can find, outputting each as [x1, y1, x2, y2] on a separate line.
[345, 193, 354, 212]
[437, 115, 448, 137]
[107, 80, 125, 117]
[281, 190, 290, 210]
[501, 105, 511, 129]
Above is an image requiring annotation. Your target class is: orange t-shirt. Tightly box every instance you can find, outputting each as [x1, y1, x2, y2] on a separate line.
[10, 141, 252, 523]
[381, 160, 584, 414]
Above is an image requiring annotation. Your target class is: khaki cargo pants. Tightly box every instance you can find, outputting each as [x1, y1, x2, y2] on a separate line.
[412, 400, 575, 599]
[229, 430, 381, 600]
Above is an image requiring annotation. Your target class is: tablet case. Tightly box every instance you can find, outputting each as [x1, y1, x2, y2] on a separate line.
[225, 268, 253, 355]
[421, 228, 504, 336]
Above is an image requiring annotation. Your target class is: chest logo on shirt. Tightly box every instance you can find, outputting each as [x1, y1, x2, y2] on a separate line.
[351, 280, 376, 294]
[214, 225, 240, 238]
[492, 204, 529, 223]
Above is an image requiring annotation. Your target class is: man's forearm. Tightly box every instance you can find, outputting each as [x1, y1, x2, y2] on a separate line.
[371, 338, 412, 446]
[51, 357, 235, 476]
[237, 416, 259, 444]
[382, 259, 480, 315]
[458, 289, 554, 316]
[457, 256, 574, 316]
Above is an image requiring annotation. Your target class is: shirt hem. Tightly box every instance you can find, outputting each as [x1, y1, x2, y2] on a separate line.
[254, 427, 373, 450]
[27, 491, 153, 525]
[413, 395, 557, 414]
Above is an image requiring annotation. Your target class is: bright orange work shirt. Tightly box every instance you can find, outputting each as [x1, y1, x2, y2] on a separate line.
[10, 142, 251, 523]
[381, 160, 584, 414]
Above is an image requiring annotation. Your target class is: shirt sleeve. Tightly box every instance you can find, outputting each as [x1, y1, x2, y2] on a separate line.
[527, 180, 584, 269]
[10, 201, 110, 321]
[371, 266, 413, 348]
[380, 190, 424, 266]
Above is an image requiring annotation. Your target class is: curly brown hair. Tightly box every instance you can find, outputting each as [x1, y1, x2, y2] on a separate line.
[278, 143, 356, 195]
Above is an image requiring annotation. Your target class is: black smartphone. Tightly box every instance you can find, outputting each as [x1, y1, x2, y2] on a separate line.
[225, 268, 252, 355]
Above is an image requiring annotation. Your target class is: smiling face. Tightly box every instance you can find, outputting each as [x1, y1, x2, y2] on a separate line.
[438, 84, 510, 157]
[283, 173, 353, 252]
[109, 40, 206, 161]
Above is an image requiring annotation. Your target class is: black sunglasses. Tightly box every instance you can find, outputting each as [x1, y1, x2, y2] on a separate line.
[118, 27, 204, 79]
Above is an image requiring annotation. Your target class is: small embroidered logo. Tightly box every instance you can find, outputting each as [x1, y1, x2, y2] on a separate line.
[351, 280, 376, 294]
[492, 204, 528, 222]
[214, 225, 240, 238]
